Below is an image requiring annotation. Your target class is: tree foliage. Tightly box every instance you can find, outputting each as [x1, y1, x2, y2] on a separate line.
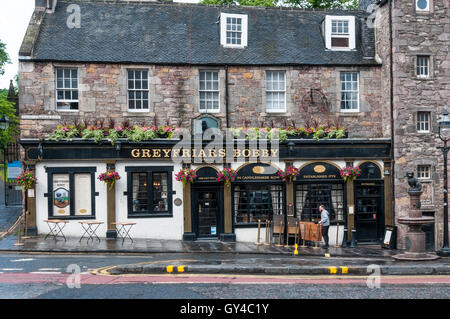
[200, 0, 359, 9]
[0, 39, 11, 76]
[0, 96, 18, 150]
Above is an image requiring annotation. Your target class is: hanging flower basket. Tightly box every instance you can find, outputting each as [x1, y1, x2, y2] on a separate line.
[98, 171, 121, 190]
[277, 166, 299, 183]
[340, 166, 362, 183]
[175, 169, 197, 186]
[16, 170, 37, 190]
[217, 168, 237, 187]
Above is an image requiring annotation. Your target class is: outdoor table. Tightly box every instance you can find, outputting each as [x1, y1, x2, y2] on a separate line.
[112, 222, 136, 244]
[79, 221, 104, 243]
[44, 219, 69, 241]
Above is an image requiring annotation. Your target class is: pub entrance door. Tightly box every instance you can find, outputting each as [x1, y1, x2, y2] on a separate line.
[192, 187, 223, 239]
[354, 182, 384, 243]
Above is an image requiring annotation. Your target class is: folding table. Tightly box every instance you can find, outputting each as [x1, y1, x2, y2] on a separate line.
[44, 219, 69, 241]
[112, 222, 136, 244]
[79, 221, 104, 243]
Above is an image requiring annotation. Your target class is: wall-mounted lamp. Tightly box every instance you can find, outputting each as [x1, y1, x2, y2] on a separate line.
[115, 141, 122, 152]
[288, 141, 295, 155]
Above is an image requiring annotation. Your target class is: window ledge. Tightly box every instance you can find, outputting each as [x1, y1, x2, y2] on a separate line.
[128, 213, 173, 219]
[48, 216, 96, 220]
[338, 111, 362, 116]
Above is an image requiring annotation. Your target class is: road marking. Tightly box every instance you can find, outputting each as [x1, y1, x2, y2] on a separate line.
[38, 268, 61, 271]
[1, 268, 24, 271]
[328, 267, 338, 274]
[10, 258, 35, 262]
[30, 272, 62, 274]
[341, 266, 349, 274]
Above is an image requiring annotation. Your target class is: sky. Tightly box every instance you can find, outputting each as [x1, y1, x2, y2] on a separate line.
[0, 0, 200, 90]
[0, 0, 35, 89]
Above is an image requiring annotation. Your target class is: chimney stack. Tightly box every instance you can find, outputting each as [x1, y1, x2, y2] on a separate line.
[35, 0, 57, 13]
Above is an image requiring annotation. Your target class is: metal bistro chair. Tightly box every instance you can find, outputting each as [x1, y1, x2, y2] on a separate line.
[272, 214, 284, 247]
[285, 217, 299, 247]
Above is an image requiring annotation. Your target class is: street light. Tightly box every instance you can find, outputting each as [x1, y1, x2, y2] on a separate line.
[0, 114, 10, 130]
[438, 107, 450, 256]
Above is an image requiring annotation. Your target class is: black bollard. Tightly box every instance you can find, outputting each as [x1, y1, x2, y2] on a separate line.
[342, 228, 348, 248]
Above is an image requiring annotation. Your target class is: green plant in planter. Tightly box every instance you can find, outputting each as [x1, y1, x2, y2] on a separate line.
[107, 129, 120, 146]
[335, 128, 347, 139]
[81, 127, 105, 144]
[313, 127, 326, 141]
[49, 125, 79, 141]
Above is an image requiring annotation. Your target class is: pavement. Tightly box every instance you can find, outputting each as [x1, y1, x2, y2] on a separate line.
[0, 233, 448, 276]
[0, 205, 448, 277]
[0, 205, 21, 238]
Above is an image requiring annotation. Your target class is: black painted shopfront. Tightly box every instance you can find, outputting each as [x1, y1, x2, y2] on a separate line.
[20, 138, 392, 243]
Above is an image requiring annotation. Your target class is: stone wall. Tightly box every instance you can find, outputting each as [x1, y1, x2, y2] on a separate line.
[19, 62, 387, 139]
[391, 0, 450, 249]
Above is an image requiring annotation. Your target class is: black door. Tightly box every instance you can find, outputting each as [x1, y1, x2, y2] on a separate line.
[355, 183, 384, 243]
[193, 188, 221, 239]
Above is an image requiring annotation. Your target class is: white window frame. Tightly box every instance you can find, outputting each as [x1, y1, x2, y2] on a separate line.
[325, 15, 356, 51]
[265, 70, 286, 113]
[417, 165, 431, 179]
[55, 67, 79, 112]
[415, 0, 430, 12]
[416, 56, 430, 79]
[417, 111, 431, 133]
[220, 13, 248, 49]
[339, 72, 359, 113]
[199, 70, 220, 113]
[127, 69, 150, 113]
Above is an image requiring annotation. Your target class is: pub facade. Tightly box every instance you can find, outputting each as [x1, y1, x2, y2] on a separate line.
[19, 0, 393, 245]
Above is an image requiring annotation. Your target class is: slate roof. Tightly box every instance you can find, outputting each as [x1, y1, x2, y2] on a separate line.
[28, 0, 378, 66]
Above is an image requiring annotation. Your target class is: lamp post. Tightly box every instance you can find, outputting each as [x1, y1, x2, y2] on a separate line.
[438, 108, 450, 256]
[0, 114, 10, 130]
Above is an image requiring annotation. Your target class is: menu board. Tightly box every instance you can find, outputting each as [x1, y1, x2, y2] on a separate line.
[75, 173, 92, 216]
[53, 174, 70, 216]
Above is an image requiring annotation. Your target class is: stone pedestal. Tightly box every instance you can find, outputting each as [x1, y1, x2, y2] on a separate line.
[393, 180, 439, 261]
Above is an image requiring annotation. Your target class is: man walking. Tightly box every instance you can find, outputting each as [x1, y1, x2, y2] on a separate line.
[318, 205, 329, 248]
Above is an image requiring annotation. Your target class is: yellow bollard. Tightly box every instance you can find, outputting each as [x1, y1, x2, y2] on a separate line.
[177, 266, 185, 273]
[294, 243, 299, 255]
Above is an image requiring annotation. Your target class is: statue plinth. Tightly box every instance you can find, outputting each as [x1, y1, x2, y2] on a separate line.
[393, 176, 439, 261]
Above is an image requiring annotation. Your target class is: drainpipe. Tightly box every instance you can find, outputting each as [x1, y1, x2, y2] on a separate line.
[389, 0, 395, 226]
[225, 65, 230, 129]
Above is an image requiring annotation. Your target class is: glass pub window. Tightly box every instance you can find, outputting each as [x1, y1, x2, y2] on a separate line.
[266, 71, 286, 112]
[233, 185, 284, 225]
[295, 183, 344, 222]
[131, 172, 169, 214]
[417, 111, 430, 132]
[340, 72, 359, 111]
[226, 17, 242, 45]
[56, 68, 79, 110]
[416, 56, 430, 78]
[199, 71, 220, 112]
[417, 165, 431, 179]
[128, 70, 149, 111]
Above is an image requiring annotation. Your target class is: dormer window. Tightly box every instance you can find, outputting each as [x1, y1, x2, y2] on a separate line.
[220, 13, 248, 48]
[325, 16, 355, 51]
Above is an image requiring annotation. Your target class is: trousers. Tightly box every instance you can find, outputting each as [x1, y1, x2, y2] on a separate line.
[322, 225, 329, 247]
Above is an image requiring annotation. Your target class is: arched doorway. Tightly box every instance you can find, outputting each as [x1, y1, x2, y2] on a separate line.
[354, 161, 384, 243]
[191, 166, 223, 239]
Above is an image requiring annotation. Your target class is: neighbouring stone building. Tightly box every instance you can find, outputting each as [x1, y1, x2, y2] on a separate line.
[16, 0, 447, 250]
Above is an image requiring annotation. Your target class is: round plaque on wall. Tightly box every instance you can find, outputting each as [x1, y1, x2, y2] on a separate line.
[174, 198, 183, 207]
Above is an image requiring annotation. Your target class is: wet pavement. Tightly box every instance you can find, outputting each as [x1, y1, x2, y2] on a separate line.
[0, 233, 401, 258]
[0, 205, 21, 237]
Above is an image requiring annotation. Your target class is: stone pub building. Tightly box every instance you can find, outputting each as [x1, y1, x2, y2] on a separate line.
[16, 0, 448, 249]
